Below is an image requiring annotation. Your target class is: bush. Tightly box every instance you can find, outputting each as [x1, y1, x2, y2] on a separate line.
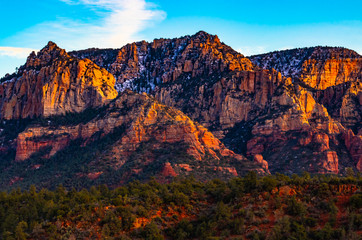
[349, 193, 362, 209]
[140, 221, 164, 240]
[285, 196, 306, 217]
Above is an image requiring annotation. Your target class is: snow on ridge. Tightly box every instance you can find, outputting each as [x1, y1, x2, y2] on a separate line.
[250, 46, 361, 80]
[1, 77, 16, 85]
[249, 48, 312, 79]
[115, 79, 135, 93]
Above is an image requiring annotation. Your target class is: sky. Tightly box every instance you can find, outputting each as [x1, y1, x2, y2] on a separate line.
[1, 0, 362, 77]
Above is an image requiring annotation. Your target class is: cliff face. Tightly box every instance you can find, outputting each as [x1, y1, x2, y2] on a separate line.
[72, 31, 253, 92]
[313, 81, 362, 129]
[249, 47, 362, 173]
[10, 90, 266, 186]
[0, 42, 118, 120]
[71, 34, 361, 174]
[250, 47, 362, 90]
[0, 32, 361, 184]
[71, 32, 289, 134]
[247, 47, 361, 174]
[300, 58, 361, 90]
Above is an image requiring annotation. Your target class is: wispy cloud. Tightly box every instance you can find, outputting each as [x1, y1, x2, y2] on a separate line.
[0, 0, 165, 76]
[237, 46, 267, 56]
[0, 47, 37, 58]
[278, 46, 295, 51]
[7, 0, 166, 50]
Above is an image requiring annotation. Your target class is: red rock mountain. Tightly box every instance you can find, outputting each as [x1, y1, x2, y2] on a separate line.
[250, 47, 362, 173]
[0, 41, 267, 188]
[0, 89, 266, 189]
[70, 31, 287, 136]
[0, 32, 361, 189]
[70, 33, 361, 174]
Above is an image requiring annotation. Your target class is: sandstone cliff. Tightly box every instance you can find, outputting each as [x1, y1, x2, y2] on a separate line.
[71, 32, 289, 134]
[1, 32, 361, 179]
[248, 47, 361, 173]
[250, 46, 362, 90]
[8, 90, 266, 186]
[70, 33, 361, 174]
[0, 42, 118, 120]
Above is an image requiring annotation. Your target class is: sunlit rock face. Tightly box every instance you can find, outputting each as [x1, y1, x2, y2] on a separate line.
[69, 33, 362, 174]
[71, 32, 362, 173]
[250, 46, 362, 90]
[0, 41, 118, 120]
[1, 32, 361, 177]
[248, 47, 361, 173]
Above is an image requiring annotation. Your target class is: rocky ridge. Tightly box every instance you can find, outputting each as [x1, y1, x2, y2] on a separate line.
[250, 46, 362, 90]
[71, 31, 289, 135]
[0, 32, 361, 184]
[71, 33, 362, 174]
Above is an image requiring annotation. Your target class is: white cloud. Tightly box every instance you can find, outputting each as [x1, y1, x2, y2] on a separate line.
[6, 0, 166, 50]
[237, 46, 267, 56]
[0, 0, 165, 77]
[278, 46, 295, 51]
[0, 47, 37, 58]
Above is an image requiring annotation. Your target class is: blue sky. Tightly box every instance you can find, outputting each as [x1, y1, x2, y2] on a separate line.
[1, 0, 362, 77]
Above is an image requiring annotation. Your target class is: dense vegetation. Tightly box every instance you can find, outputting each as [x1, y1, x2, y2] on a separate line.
[0, 173, 361, 240]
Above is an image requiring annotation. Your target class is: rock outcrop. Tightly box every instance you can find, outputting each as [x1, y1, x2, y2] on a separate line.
[71, 32, 289, 135]
[1, 32, 361, 180]
[249, 47, 361, 173]
[70, 32, 361, 174]
[343, 129, 362, 172]
[13, 90, 266, 184]
[250, 46, 362, 90]
[0, 42, 118, 120]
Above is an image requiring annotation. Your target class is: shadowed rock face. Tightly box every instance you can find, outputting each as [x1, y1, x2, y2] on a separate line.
[0, 42, 118, 120]
[11, 90, 266, 186]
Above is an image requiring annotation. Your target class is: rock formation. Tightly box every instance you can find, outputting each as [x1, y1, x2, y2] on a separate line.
[250, 46, 362, 90]
[71, 31, 289, 135]
[71, 32, 361, 174]
[249, 47, 361, 173]
[0, 32, 361, 185]
[12, 90, 266, 185]
[0, 42, 118, 120]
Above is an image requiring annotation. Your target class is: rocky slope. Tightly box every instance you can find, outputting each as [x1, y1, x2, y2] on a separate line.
[71, 31, 253, 93]
[0, 90, 267, 189]
[0, 42, 118, 120]
[71, 31, 289, 136]
[0, 32, 361, 184]
[248, 47, 362, 173]
[70, 32, 361, 174]
[250, 47, 362, 131]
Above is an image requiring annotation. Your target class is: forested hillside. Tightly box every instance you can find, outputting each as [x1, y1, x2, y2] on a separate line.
[0, 174, 360, 240]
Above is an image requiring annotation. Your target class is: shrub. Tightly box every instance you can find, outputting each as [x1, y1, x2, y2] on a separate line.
[285, 196, 306, 217]
[349, 193, 362, 209]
